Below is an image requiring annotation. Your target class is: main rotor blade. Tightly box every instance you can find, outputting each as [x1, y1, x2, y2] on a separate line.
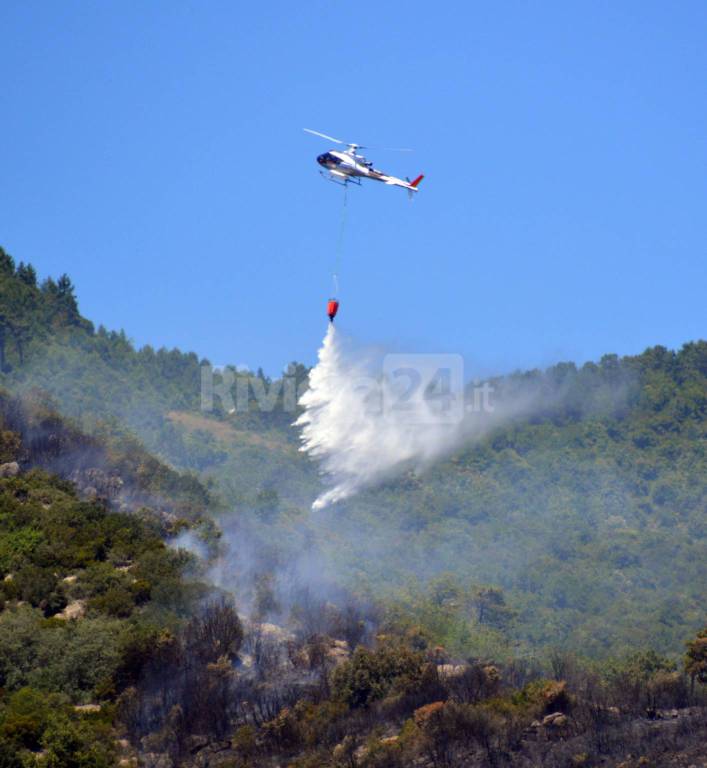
[303, 128, 345, 145]
[303, 129, 412, 152]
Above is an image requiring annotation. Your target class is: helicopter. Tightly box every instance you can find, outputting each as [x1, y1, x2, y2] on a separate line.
[304, 129, 424, 196]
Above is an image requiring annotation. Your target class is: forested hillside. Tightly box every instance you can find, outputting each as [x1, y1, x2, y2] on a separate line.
[0, 247, 706, 766]
[0, 246, 705, 660]
[0, 386, 223, 764]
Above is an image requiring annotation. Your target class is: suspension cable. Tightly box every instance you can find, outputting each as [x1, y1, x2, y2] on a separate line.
[332, 184, 348, 296]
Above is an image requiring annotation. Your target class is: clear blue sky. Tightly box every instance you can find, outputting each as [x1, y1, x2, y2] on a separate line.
[2, 1, 705, 375]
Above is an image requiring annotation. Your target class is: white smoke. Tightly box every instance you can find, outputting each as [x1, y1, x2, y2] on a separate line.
[169, 529, 210, 559]
[296, 326, 518, 509]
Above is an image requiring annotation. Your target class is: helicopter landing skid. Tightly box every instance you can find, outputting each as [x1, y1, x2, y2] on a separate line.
[320, 171, 360, 188]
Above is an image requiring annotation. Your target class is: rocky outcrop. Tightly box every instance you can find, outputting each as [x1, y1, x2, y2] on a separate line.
[55, 599, 86, 621]
[0, 461, 20, 477]
[69, 468, 124, 501]
[542, 711, 569, 728]
[437, 663, 469, 679]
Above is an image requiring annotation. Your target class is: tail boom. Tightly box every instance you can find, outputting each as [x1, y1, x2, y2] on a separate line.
[382, 173, 425, 192]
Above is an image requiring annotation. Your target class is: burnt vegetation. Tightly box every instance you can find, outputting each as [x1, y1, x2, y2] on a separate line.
[116, 615, 707, 767]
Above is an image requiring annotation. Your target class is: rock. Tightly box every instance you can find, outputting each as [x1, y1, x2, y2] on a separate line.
[0, 462, 20, 478]
[327, 638, 350, 665]
[414, 701, 445, 728]
[437, 663, 469, 679]
[186, 734, 209, 753]
[70, 468, 124, 501]
[206, 740, 231, 755]
[62, 574, 78, 584]
[55, 600, 86, 621]
[142, 754, 172, 768]
[542, 712, 568, 728]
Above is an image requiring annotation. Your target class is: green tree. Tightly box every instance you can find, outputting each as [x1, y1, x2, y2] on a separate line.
[685, 627, 707, 694]
[0, 687, 51, 749]
[475, 586, 516, 630]
[330, 645, 425, 709]
[41, 713, 115, 768]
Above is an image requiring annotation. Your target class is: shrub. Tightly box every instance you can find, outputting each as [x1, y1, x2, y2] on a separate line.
[27, 617, 127, 701]
[331, 645, 425, 709]
[647, 670, 689, 709]
[41, 711, 116, 768]
[512, 678, 573, 717]
[232, 724, 258, 763]
[130, 578, 151, 605]
[361, 737, 404, 768]
[0, 737, 22, 768]
[90, 586, 135, 618]
[413, 702, 503, 765]
[292, 700, 348, 748]
[0, 687, 52, 749]
[261, 707, 301, 751]
[14, 564, 60, 610]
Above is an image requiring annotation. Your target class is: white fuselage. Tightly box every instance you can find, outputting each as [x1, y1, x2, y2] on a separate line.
[316, 149, 419, 191]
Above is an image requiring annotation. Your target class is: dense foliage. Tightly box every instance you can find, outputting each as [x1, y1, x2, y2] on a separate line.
[0, 504, 199, 765]
[0, 377, 215, 764]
